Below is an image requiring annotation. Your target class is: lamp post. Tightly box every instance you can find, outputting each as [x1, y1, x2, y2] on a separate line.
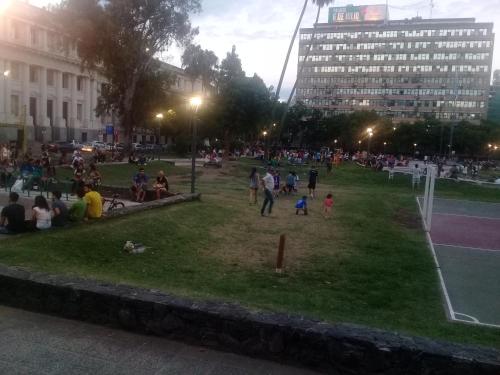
[413, 143, 418, 157]
[189, 96, 202, 194]
[366, 127, 373, 155]
[262, 130, 268, 161]
[383, 141, 387, 153]
[155, 113, 163, 160]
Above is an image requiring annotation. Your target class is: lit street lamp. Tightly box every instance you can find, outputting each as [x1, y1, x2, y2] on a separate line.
[383, 141, 387, 153]
[413, 143, 418, 157]
[155, 113, 164, 160]
[366, 127, 373, 155]
[189, 96, 202, 194]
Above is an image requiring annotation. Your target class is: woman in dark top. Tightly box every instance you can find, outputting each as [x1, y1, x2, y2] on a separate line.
[153, 170, 169, 200]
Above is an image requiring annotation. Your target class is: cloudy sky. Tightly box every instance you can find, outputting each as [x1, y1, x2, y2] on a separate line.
[32, 0, 499, 98]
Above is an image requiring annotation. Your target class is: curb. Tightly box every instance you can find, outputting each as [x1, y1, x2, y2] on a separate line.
[0, 266, 498, 374]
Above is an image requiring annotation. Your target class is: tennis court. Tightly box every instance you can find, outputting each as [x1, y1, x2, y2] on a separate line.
[418, 197, 500, 328]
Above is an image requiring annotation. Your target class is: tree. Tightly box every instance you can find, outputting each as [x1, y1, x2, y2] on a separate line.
[274, 0, 309, 101]
[55, 0, 200, 143]
[181, 44, 218, 93]
[278, 0, 335, 128]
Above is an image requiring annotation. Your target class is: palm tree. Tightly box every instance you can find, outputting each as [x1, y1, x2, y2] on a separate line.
[182, 44, 218, 94]
[274, 0, 309, 101]
[279, 0, 335, 131]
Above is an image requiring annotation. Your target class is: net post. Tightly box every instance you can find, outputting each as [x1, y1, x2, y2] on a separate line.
[426, 166, 436, 231]
[423, 165, 431, 224]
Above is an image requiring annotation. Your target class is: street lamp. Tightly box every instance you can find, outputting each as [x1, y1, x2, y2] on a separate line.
[155, 113, 163, 160]
[189, 96, 202, 194]
[413, 143, 418, 157]
[3, 70, 9, 77]
[366, 127, 373, 155]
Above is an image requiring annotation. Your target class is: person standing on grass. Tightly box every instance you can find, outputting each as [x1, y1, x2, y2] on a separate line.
[0, 192, 25, 234]
[31, 195, 51, 230]
[51, 191, 69, 227]
[248, 167, 260, 205]
[285, 171, 295, 195]
[83, 183, 103, 219]
[69, 188, 87, 222]
[323, 193, 334, 219]
[273, 170, 281, 199]
[308, 166, 319, 199]
[295, 195, 308, 215]
[260, 168, 275, 217]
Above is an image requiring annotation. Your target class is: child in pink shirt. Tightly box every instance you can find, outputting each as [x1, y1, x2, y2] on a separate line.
[323, 193, 334, 219]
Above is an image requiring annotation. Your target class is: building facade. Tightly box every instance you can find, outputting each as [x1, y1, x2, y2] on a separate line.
[488, 70, 500, 124]
[297, 10, 494, 124]
[0, 1, 205, 145]
[0, 0, 109, 144]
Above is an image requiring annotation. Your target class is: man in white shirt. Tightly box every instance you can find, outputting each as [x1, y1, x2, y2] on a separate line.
[261, 168, 275, 216]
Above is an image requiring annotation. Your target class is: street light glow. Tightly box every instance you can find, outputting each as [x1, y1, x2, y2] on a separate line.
[272, 123, 276, 127]
[367, 127, 373, 134]
[334, 139, 338, 144]
[0, 0, 12, 13]
[3, 70, 9, 77]
[262, 130, 268, 137]
[190, 96, 202, 108]
[414, 143, 417, 147]
[155, 113, 164, 119]
[488, 143, 492, 148]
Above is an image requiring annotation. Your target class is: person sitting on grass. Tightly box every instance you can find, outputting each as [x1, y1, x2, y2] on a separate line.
[83, 183, 103, 219]
[131, 168, 148, 202]
[295, 195, 308, 216]
[153, 170, 169, 200]
[88, 164, 102, 189]
[51, 191, 69, 227]
[69, 188, 87, 222]
[31, 195, 51, 230]
[0, 192, 25, 235]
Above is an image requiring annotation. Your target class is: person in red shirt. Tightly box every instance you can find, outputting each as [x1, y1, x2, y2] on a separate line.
[323, 193, 334, 219]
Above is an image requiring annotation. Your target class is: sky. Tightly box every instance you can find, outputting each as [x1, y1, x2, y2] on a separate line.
[32, 0, 499, 99]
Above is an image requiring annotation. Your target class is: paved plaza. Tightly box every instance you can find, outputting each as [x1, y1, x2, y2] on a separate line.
[0, 305, 318, 375]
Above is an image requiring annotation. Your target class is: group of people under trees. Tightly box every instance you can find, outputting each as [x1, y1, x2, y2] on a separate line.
[250, 165, 333, 219]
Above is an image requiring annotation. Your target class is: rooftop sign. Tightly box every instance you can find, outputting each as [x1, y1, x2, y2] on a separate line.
[328, 4, 388, 23]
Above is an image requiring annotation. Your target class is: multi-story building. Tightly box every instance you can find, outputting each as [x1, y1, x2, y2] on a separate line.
[0, 0, 109, 144]
[297, 5, 495, 124]
[488, 70, 500, 123]
[0, 0, 205, 145]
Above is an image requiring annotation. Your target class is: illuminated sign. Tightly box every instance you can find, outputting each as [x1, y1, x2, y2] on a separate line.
[328, 4, 388, 23]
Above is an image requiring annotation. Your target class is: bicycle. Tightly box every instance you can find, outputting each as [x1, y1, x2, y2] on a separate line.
[103, 194, 125, 212]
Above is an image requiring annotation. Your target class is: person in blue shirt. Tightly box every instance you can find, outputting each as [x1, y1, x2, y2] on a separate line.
[131, 168, 149, 202]
[295, 195, 308, 215]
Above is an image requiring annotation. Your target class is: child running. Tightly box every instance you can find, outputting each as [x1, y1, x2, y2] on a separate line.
[323, 193, 334, 219]
[295, 195, 308, 215]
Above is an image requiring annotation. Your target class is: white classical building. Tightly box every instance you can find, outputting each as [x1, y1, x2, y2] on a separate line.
[0, 0, 109, 144]
[0, 0, 206, 145]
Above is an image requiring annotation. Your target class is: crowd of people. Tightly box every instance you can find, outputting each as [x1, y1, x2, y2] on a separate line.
[251, 165, 334, 219]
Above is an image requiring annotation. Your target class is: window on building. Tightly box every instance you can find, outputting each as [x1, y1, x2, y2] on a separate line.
[62, 102, 69, 121]
[9, 62, 20, 80]
[77, 103, 83, 121]
[29, 66, 38, 83]
[30, 27, 39, 46]
[62, 73, 69, 89]
[77, 76, 83, 91]
[47, 70, 54, 86]
[11, 21, 22, 40]
[10, 95, 19, 116]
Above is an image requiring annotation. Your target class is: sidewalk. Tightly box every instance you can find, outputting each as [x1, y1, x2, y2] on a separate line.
[0, 305, 318, 375]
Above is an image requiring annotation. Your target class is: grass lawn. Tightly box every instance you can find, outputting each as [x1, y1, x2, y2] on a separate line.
[1, 159, 500, 349]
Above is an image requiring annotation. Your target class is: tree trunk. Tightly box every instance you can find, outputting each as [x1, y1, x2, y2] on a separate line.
[279, 5, 322, 137]
[122, 74, 140, 146]
[274, 0, 308, 101]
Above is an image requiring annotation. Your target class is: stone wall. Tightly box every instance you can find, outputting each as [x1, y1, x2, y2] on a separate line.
[0, 265, 497, 374]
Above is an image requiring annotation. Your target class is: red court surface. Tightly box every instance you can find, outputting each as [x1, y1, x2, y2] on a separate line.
[431, 214, 500, 251]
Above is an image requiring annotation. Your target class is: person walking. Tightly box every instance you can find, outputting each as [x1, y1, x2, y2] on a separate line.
[248, 167, 259, 205]
[308, 166, 319, 199]
[260, 168, 275, 217]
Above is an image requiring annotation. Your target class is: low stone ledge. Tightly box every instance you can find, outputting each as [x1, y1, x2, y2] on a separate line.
[104, 193, 201, 218]
[0, 265, 498, 374]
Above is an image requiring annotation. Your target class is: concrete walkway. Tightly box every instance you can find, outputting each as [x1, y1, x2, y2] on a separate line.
[0, 306, 318, 375]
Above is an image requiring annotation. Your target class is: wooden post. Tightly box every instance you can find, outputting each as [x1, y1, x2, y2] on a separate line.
[276, 234, 286, 273]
